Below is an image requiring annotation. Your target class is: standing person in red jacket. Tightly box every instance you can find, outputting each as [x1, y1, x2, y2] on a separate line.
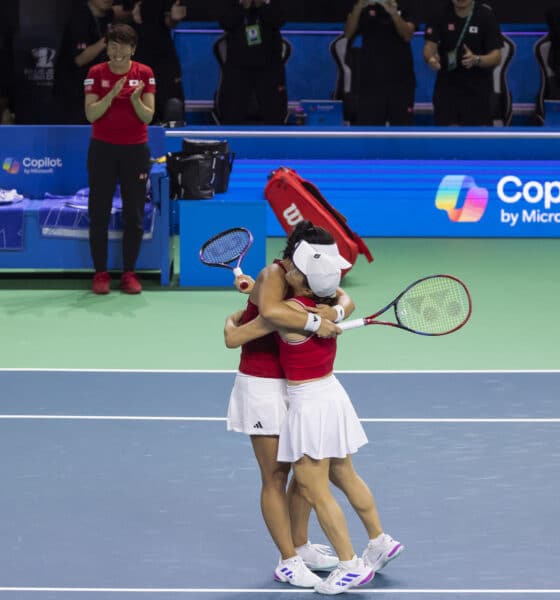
[84, 24, 155, 294]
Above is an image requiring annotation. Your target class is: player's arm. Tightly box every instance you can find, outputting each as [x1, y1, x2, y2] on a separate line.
[257, 264, 341, 338]
[224, 311, 274, 349]
[311, 286, 355, 323]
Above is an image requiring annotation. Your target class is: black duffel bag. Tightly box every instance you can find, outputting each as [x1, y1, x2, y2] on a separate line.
[166, 152, 215, 200]
[181, 138, 235, 194]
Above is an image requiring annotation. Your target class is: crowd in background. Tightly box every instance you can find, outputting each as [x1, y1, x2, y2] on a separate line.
[1, 0, 560, 127]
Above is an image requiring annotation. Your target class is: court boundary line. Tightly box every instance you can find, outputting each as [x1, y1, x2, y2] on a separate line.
[0, 416, 559, 423]
[1, 368, 559, 374]
[1, 587, 560, 594]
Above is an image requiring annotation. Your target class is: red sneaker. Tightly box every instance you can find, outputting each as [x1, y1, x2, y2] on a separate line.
[120, 271, 142, 294]
[92, 271, 111, 294]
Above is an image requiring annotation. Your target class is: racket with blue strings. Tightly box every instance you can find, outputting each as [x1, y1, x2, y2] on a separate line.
[199, 227, 254, 291]
[340, 275, 472, 336]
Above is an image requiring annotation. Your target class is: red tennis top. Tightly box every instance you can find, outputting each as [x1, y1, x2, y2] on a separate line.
[276, 297, 337, 382]
[238, 260, 290, 379]
[84, 61, 156, 145]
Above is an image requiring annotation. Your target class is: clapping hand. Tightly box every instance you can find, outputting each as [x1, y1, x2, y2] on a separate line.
[461, 45, 478, 69]
[130, 80, 145, 102]
[110, 77, 127, 100]
[170, 0, 187, 22]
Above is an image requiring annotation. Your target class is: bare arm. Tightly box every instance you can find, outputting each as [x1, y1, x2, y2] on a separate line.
[130, 82, 155, 124]
[423, 39, 441, 71]
[385, 0, 415, 43]
[85, 77, 126, 123]
[257, 264, 341, 338]
[344, 0, 368, 39]
[74, 38, 107, 68]
[462, 45, 501, 70]
[224, 311, 275, 349]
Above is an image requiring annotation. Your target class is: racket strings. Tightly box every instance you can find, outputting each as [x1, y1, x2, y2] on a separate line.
[395, 277, 470, 335]
[201, 230, 250, 264]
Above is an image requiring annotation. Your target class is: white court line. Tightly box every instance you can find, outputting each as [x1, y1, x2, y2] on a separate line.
[0, 368, 560, 374]
[0, 415, 559, 423]
[1, 587, 560, 594]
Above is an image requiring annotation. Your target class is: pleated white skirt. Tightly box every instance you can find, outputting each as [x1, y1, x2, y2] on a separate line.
[277, 375, 368, 463]
[226, 372, 288, 436]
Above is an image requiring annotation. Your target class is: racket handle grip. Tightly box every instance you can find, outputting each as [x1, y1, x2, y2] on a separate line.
[233, 267, 243, 277]
[338, 318, 366, 331]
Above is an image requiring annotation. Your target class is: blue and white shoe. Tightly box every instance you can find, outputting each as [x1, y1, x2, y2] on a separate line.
[274, 555, 322, 588]
[314, 556, 374, 595]
[362, 533, 404, 572]
[296, 541, 339, 571]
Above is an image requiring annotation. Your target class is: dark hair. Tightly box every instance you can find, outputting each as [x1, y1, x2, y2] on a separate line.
[282, 220, 334, 259]
[106, 24, 138, 47]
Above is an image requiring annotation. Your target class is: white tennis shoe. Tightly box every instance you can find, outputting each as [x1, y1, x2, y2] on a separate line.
[296, 541, 339, 571]
[314, 556, 374, 595]
[274, 555, 322, 587]
[362, 533, 404, 572]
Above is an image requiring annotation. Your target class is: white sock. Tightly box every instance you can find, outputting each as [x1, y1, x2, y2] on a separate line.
[369, 533, 384, 545]
[340, 554, 358, 568]
[295, 541, 310, 551]
[281, 555, 298, 564]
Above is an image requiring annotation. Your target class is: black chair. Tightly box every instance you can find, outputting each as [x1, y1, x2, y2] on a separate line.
[329, 33, 361, 124]
[212, 34, 292, 125]
[490, 33, 515, 127]
[533, 34, 560, 125]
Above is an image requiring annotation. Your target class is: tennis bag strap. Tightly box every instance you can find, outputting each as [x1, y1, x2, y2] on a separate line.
[264, 166, 373, 267]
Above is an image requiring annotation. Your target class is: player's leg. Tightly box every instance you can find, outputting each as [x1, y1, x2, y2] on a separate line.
[329, 456, 404, 572]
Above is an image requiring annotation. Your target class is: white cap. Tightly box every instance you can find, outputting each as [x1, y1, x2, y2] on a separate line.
[292, 240, 351, 298]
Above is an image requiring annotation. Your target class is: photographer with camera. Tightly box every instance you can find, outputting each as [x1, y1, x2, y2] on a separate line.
[423, 0, 502, 126]
[344, 0, 417, 126]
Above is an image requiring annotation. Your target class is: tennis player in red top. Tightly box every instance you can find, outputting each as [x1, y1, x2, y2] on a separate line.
[225, 239, 404, 595]
[84, 24, 155, 294]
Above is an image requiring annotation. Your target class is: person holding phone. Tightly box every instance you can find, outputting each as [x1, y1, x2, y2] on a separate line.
[113, 0, 186, 124]
[423, 0, 502, 126]
[344, 0, 417, 126]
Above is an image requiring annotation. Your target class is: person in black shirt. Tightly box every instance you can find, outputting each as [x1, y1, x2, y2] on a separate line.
[423, 0, 502, 126]
[113, 0, 186, 124]
[53, 0, 115, 124]
[216, 0, 287, 125]
[344, 0, 417, 126]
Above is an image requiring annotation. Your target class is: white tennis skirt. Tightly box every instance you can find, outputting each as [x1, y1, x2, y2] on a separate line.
[226, 372, 288, 436]
[277, 375, 368, 463]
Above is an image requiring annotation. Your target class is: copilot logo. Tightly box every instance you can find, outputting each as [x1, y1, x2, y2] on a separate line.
[435, 175, 489, 223]
[2, 158, 20, 174]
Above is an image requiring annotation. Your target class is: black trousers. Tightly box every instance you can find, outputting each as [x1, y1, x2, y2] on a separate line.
[87, 138, 151, 272]
[356, 84, 415, 126]
[433, 80, 493, 126]
[217, 64, 288, 125]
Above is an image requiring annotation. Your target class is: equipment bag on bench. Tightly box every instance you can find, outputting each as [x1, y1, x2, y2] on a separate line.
[181, 138, 235, 194]
[264, 166, 373, 273]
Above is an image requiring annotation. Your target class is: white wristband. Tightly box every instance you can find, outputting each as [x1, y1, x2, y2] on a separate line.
[334, 305, 345, 323]
[304, 313, 322, 333]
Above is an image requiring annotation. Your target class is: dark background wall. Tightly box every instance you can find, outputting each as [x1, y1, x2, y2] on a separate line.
[186, 0, 557, 24]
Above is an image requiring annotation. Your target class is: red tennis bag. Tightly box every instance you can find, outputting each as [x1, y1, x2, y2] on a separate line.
[264, 166, 373, 274]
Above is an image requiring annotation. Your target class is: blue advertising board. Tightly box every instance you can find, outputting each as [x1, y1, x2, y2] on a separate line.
[0, 126, 166, 198]
[306, 159, 560, 238]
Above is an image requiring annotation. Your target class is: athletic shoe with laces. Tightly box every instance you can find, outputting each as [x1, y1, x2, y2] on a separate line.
[92, 271, 111, 295]
[362, 533, 404, 572]
[296, 542, 339, 571]
[120, 271, 142, 294]
[314, 556, 374, 595]
[274, 555, 322, 588]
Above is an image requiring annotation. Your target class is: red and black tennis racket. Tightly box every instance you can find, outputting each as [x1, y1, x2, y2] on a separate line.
[199, 227, 254, 291]
[340, 275, 472, 336]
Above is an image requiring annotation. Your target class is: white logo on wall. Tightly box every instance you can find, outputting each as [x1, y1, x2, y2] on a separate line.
[497, 175, 560, 226]
[25, 47, 56, 85]
[22, 157, 63, 175]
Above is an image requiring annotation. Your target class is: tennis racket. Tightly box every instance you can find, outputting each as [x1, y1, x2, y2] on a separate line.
[339, 275, 472, 336]
[199, 227, 254, 291]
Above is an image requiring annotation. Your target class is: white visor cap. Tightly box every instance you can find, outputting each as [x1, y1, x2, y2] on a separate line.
[292, 240, 351, 297]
